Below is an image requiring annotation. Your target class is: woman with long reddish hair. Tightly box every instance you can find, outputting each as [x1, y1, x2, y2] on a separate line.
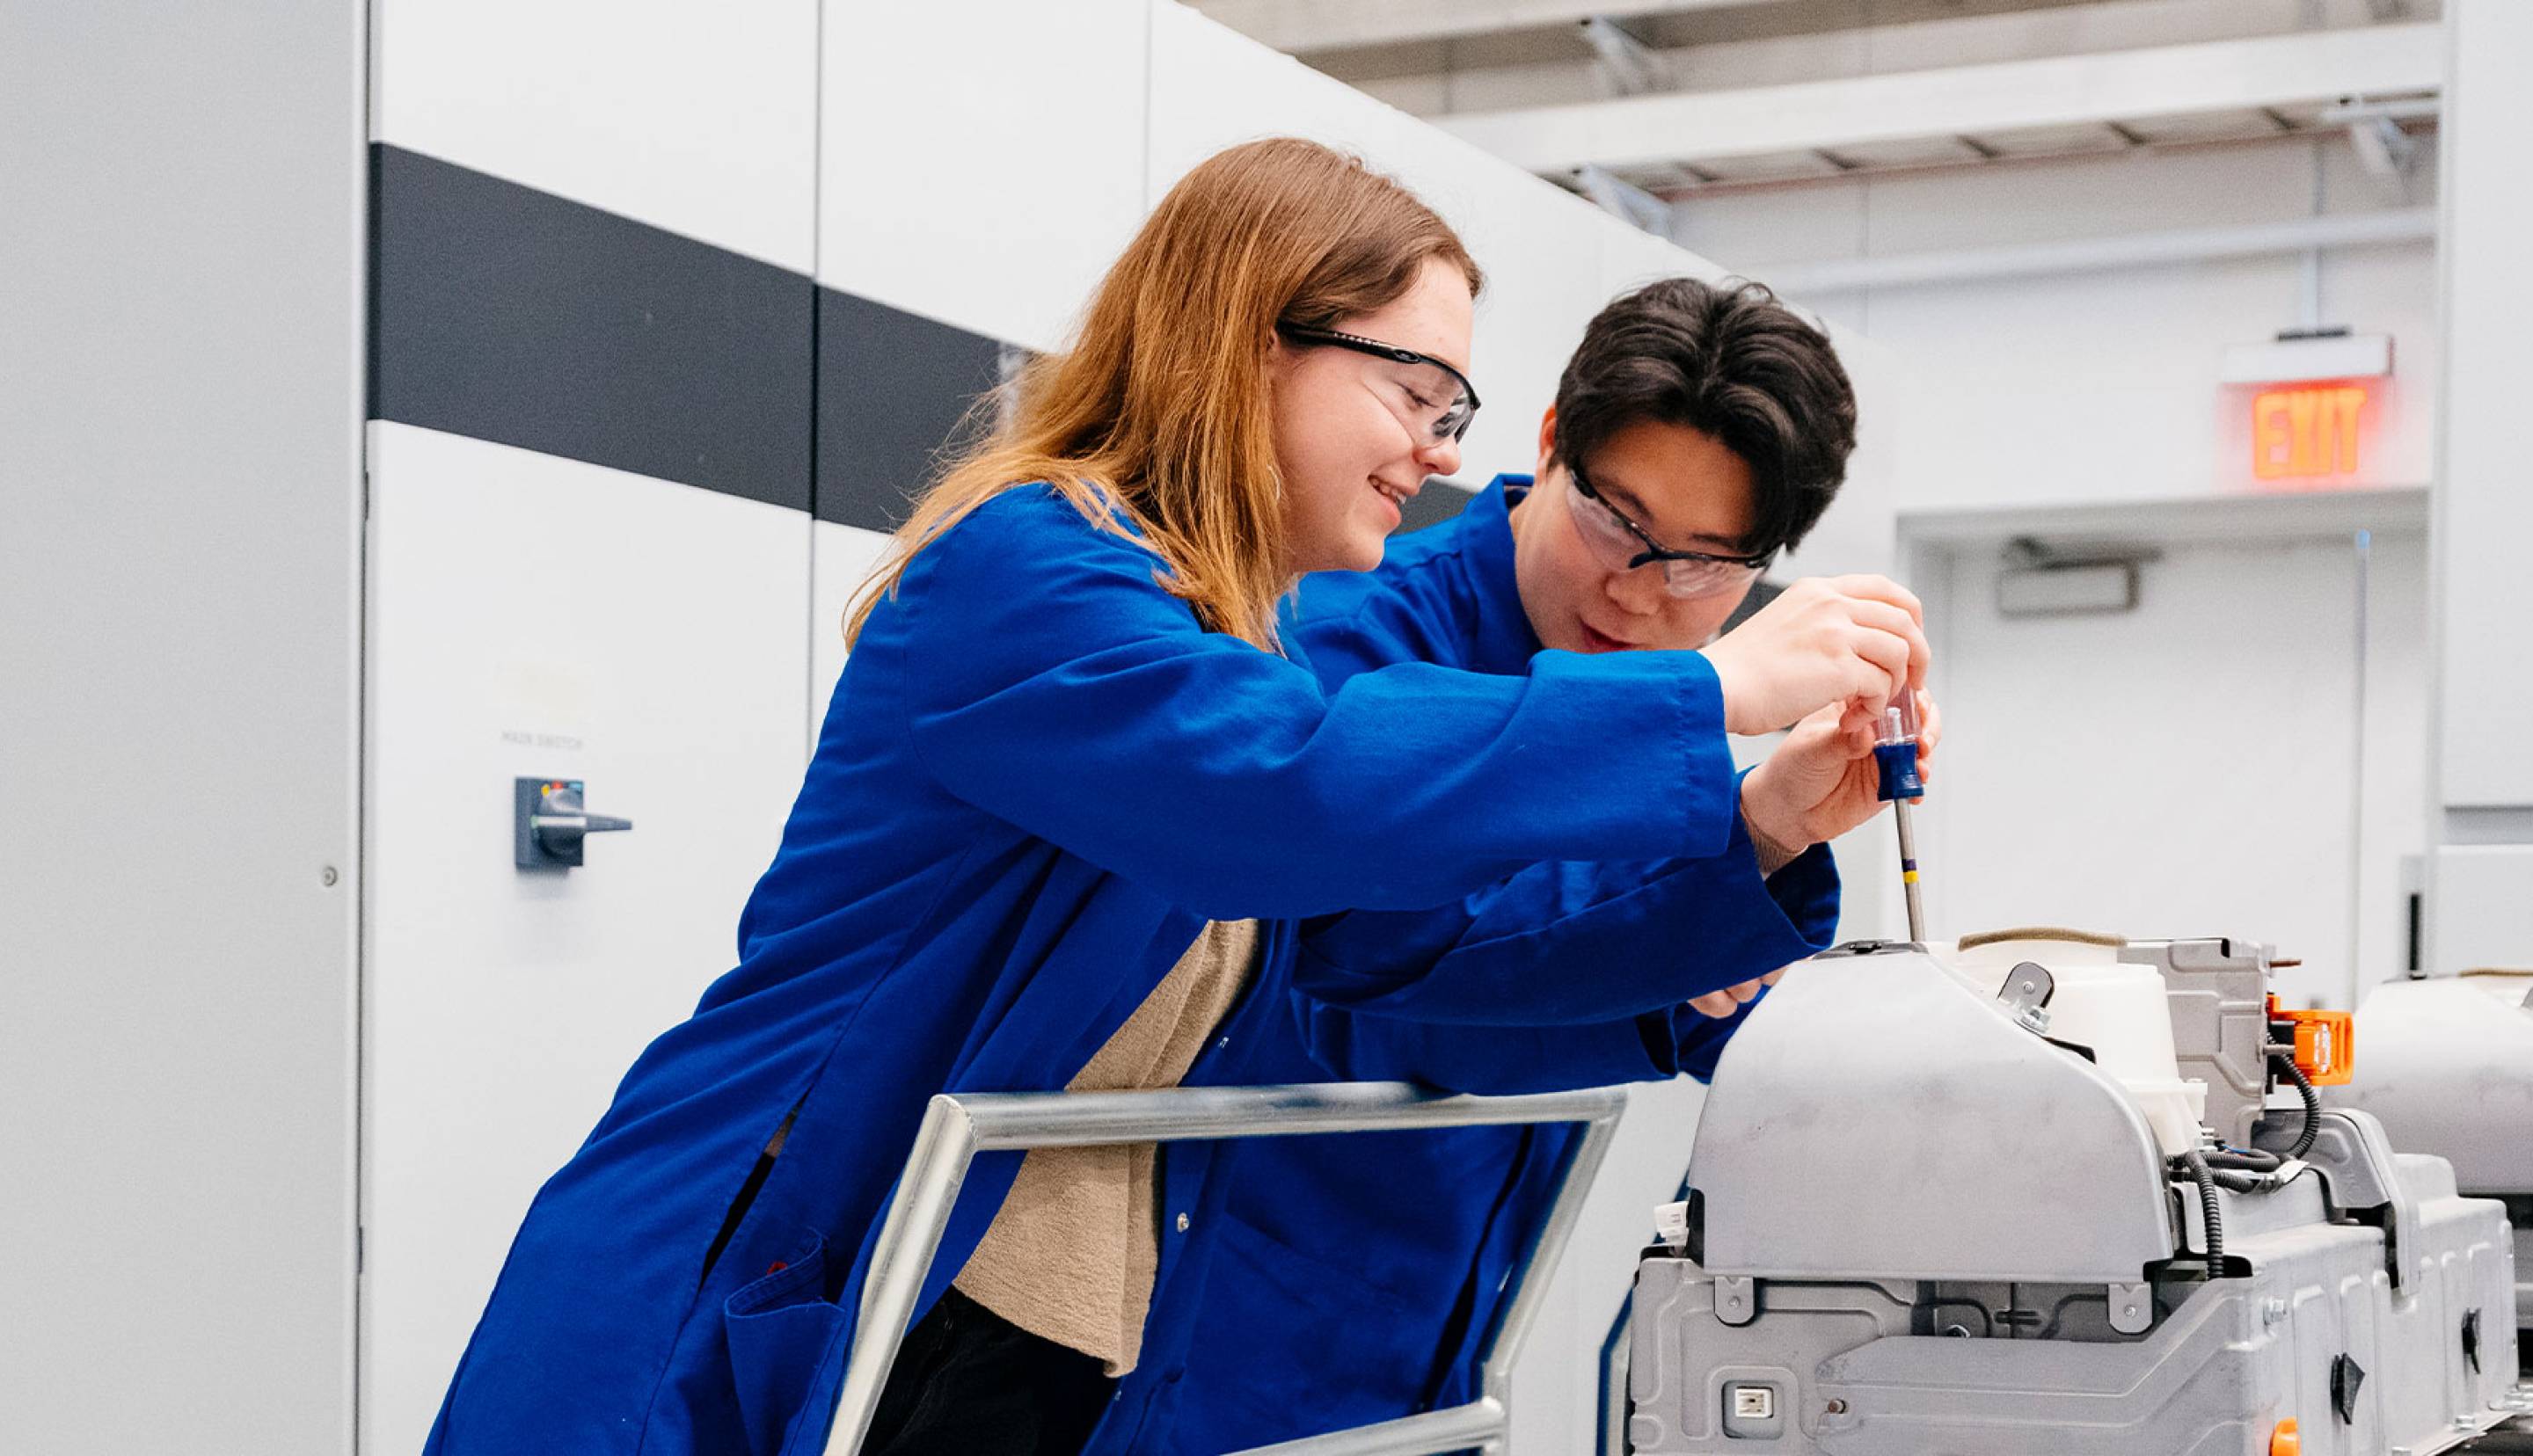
[428, 138, 1921, 1456]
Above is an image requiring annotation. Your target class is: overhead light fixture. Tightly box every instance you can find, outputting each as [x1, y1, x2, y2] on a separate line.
[2219, 327, 2393, 387]
[1997, 562, 2138, 617]
[1996, 536, 2157, 618]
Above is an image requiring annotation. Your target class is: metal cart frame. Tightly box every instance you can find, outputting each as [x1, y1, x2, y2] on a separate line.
[821, 1081, 1631, 1456]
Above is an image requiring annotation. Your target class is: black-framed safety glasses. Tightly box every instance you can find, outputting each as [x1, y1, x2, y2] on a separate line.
[1275, 323, 1482, 443]
[1567, 462, 1776, 600]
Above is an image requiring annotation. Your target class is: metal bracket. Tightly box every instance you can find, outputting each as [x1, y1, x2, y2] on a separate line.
[1568, 162, 1675, 236]
[1716, 1275, 1759, 1328]
[2107, 1281, 2154, 1334]
[1999, 961, 2056, 1034]
[1577, 16, 1668, 96]
[2254, 1109, 2421, 1294]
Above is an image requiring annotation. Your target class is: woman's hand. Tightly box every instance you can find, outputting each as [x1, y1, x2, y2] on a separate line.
[1700, 575, 1928, 735]
[1738, 688, 1944, 853]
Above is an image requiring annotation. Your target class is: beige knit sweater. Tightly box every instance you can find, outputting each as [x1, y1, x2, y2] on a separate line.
[953, 919, 1261, 1375]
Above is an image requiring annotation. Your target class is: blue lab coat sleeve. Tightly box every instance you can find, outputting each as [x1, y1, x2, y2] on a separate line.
[1286, 791, 1840, 1025]
[897, 490, 1744, 920]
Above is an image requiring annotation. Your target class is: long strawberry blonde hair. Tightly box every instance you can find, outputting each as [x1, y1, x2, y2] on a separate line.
[844, 138, 1482, 651]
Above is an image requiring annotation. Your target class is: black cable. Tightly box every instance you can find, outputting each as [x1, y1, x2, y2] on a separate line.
[2172, 1149, 2223, 1278]
[2205, 1146, 2282, 1173]
[2268, 1047, 2321, 1160]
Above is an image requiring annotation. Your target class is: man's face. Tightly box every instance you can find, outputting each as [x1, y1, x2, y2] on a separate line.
[1508, 409, 1761, 654]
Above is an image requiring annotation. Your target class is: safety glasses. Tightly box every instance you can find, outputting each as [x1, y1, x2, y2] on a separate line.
[1275, 323, 1481, 443]
[1566, 465, 1775, 600]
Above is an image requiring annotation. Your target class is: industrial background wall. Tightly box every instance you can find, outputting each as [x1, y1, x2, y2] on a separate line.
[0, 3, 1908, 1451]
[1232, 0, 2510, 1016]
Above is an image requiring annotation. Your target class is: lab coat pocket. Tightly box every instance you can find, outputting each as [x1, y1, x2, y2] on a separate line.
[1173, 1211, 1431, 1447]
[724, 1228, 848, 1456]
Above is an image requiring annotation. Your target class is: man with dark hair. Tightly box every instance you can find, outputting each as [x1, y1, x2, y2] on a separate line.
[1099, 277, 1938, 1454]
[1518, 275, 1856, 659]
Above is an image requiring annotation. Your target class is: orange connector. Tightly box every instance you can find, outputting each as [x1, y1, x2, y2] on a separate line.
[2270, 1416, 2302, 1455]
[2267, 995, 2356, 1086]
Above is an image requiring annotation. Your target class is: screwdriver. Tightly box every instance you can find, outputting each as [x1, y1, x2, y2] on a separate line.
[1874, 699, 1927, 943]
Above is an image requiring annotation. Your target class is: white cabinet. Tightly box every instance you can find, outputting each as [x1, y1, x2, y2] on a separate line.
[361, 423, 812, 1452]
[371, 0, 821, 270]
[820, 0, 1150, 352]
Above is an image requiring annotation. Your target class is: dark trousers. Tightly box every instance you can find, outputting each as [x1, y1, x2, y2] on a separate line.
[864, 1286, 1117, 1456]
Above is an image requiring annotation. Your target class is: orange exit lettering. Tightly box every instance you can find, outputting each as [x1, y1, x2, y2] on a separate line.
[2252, 385, 2366, 480]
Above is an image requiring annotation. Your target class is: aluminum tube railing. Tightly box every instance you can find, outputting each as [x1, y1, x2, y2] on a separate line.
[823, 1081, 1630, 1456]
[1227, 1398, 1508, 1456]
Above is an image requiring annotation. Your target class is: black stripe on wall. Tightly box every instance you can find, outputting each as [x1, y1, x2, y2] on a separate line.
[367, 147, 1480, 542]
[814, 289, 1005, 531]
[370, 143, 815, 513]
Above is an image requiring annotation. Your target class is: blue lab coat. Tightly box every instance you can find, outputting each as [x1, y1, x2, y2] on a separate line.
[426, 484, 1760, 1456]
[1114, 477, 1841, 1454]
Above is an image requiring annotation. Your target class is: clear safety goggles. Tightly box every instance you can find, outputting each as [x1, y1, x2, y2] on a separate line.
[1566, 470, 1775, 600]
[1276, 323, 1481, 443]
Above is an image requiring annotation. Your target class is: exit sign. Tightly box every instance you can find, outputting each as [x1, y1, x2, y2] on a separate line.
[2252, 384, 2367, 480]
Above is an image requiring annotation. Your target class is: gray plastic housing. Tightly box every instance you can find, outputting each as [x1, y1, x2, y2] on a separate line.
[1687, 943, 2176, 1285]
[2124, 935, 2275, 1148]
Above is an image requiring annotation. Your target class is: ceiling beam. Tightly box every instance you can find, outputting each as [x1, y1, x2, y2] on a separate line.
[1434, 23, 2443, 174]
[1188, 0, 1795, 55]
[1750, 206, 2435, 295]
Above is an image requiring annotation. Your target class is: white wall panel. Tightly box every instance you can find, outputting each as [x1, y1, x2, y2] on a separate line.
[819, 0, 1148, 353]
[2431, 0, 2533, 811]
[1865, 247, 2436, 513]
[2430, 847, 2533, 973]
[371, 0, 819, 271]
[809, 521, 897, 743]
[2354, 531, 2432, 986]
[1916, 530, 2425, 1008]
[1677, 143, 2442, 514]
[1600, 218, 1725, 300]
[362, 424, 811, 1453]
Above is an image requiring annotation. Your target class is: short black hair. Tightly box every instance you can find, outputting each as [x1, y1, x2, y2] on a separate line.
[1551, 277, 1856, 556]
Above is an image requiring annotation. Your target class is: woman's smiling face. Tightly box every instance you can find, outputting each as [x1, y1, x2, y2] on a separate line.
[1269, 255, 1476, 575]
